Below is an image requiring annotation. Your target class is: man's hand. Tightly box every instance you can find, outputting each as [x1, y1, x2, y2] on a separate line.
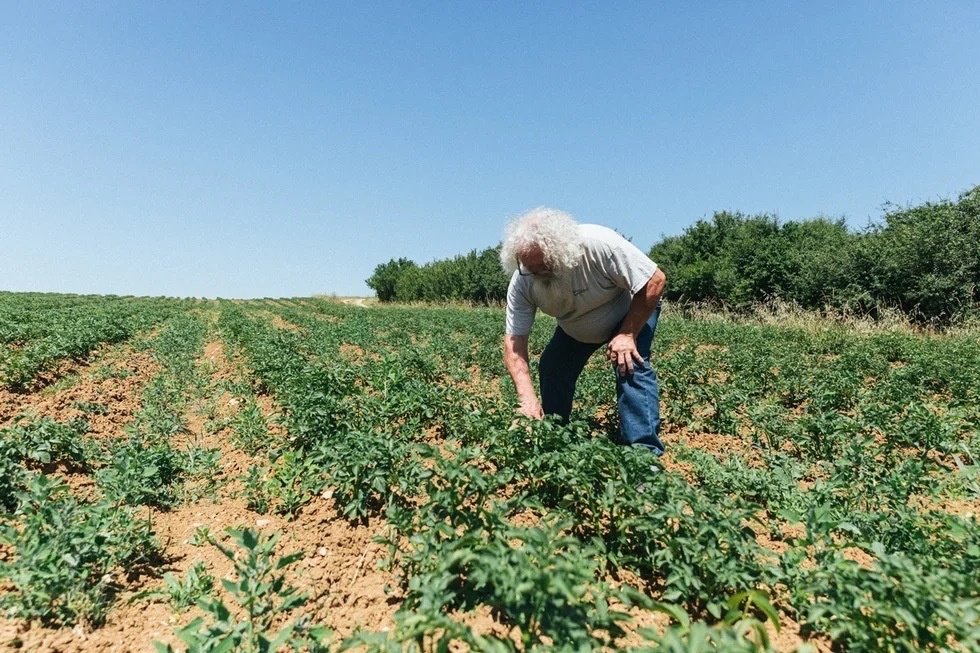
[503, 335, 544, 419]
[517, 397, 544, 419]
[608, 269, 664, 376]
[607, 333, 644, 376]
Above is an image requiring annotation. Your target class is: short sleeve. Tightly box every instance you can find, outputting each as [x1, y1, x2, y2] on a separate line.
[504, 272, 536, 337]
[595, 229, 658, 294]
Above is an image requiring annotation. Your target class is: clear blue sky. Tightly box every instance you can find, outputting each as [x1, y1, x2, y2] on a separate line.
[2, 2, 978, 298]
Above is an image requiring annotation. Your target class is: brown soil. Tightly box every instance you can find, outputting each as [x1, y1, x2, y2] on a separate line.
[2, 327, 926, 653]
[0, 342, 159, 431]
[337, 342, 381, 365]
[1, 352, 159, 440]
[262, 312, 303, 332]
[0, 336, 402, 653]
[448, 364, 501, 400]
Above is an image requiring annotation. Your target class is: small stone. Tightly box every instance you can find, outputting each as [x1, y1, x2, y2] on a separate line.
[256, 519, 271, 528]
[317, 546, 328, 557]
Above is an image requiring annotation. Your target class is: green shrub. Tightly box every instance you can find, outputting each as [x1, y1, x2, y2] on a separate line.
[0, 475, 158, 627]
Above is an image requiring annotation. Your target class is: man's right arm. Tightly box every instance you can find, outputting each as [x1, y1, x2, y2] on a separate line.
[502, 334, 543, 419]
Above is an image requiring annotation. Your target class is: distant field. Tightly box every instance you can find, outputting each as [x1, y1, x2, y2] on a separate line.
[1, 292, 978, 652]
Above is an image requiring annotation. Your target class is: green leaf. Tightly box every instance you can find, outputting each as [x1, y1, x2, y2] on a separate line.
[649, 601, 690, 627]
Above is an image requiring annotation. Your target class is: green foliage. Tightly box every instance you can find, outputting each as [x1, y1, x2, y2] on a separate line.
[952, 444, 980, 499]
[230, 397, 272, 455]
[367, 247, 509, 304]
[790, 543, 980, 652]
[0, 416, 96, 514]
[651, 211, 787, 305]
[860, 186, 980, 322]
[377, 438, 642, 649]
[97, 431, 186, 507]
[218, 297, 980, 651]
[0, 475, 158, 627]
[262, 450, 325, 517]
[140, 561, 216, 613]
[7, 294, 975, 650]
[360, 183, 980, 320]
[96, 313, 209, 508]
[166, 562, 216, 612]
[651, 211, 865, 311]
[0, 444, 28, 513]
[636, 591, 780, 653]
[0, 415, 94, 470]
[155, 528, 331, 653]
[242, 465, 273, 514]
[650, 185, 980, 323]
[311, 432, 430, 520]
[180, 446, 223, 502]
[366, 257, 417, 302]
[73, 399, 110, 415]
[0, 293, 189, 390]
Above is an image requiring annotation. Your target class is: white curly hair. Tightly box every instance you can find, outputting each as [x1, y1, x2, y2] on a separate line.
[499, 207, 584, 275]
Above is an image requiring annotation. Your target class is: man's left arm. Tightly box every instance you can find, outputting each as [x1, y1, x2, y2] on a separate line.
[607, 268, 667, 376]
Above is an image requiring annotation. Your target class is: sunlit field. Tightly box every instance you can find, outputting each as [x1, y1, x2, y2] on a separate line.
[1, 292, 977, 652]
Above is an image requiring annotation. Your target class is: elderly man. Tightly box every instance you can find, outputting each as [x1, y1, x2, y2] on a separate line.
[500, 207, 667, 454]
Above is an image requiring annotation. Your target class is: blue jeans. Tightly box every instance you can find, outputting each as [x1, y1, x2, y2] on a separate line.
[539, 305, 664, 454]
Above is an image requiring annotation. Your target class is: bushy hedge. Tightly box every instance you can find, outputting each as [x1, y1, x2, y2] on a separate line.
[652, 185, 979, 323]
[367, 247, 508, 305]
[859, 186, 980, 321]
[368, 185, 979, 323]
[648, 213, 855, 309]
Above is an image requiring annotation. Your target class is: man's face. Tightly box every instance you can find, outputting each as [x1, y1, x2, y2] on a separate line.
[517, 246, 555, 278]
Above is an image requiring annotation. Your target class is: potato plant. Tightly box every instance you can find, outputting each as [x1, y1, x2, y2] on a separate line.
[1, 293, 977, 652]
[0, 292, 191, 390]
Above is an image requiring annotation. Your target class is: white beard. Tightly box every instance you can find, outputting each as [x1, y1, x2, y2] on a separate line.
[531, 273, 575, 319]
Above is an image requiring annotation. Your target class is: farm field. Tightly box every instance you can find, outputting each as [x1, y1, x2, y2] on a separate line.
[1, 291, 978, 652]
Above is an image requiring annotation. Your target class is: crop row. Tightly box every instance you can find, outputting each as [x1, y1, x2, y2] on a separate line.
[235, 299, 979, 652]
[1, 295, 977, 652]
[0, 293, 195, 390]
[0, 312, 212, 626]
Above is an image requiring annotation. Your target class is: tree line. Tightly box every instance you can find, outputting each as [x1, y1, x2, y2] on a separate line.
[367, 185, 979, 324]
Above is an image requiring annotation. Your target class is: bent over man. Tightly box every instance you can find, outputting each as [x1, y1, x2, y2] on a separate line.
[500, 207, 667, 454]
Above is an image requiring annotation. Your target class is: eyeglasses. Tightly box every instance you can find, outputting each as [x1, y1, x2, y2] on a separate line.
[516, 256, 554, 277]
[517, 256, 533, 276]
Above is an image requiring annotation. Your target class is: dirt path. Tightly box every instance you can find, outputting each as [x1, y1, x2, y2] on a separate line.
[334, 297, 372, 308]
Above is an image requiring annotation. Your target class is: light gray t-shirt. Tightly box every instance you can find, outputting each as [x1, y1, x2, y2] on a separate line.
[505, 224, 658, 344]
